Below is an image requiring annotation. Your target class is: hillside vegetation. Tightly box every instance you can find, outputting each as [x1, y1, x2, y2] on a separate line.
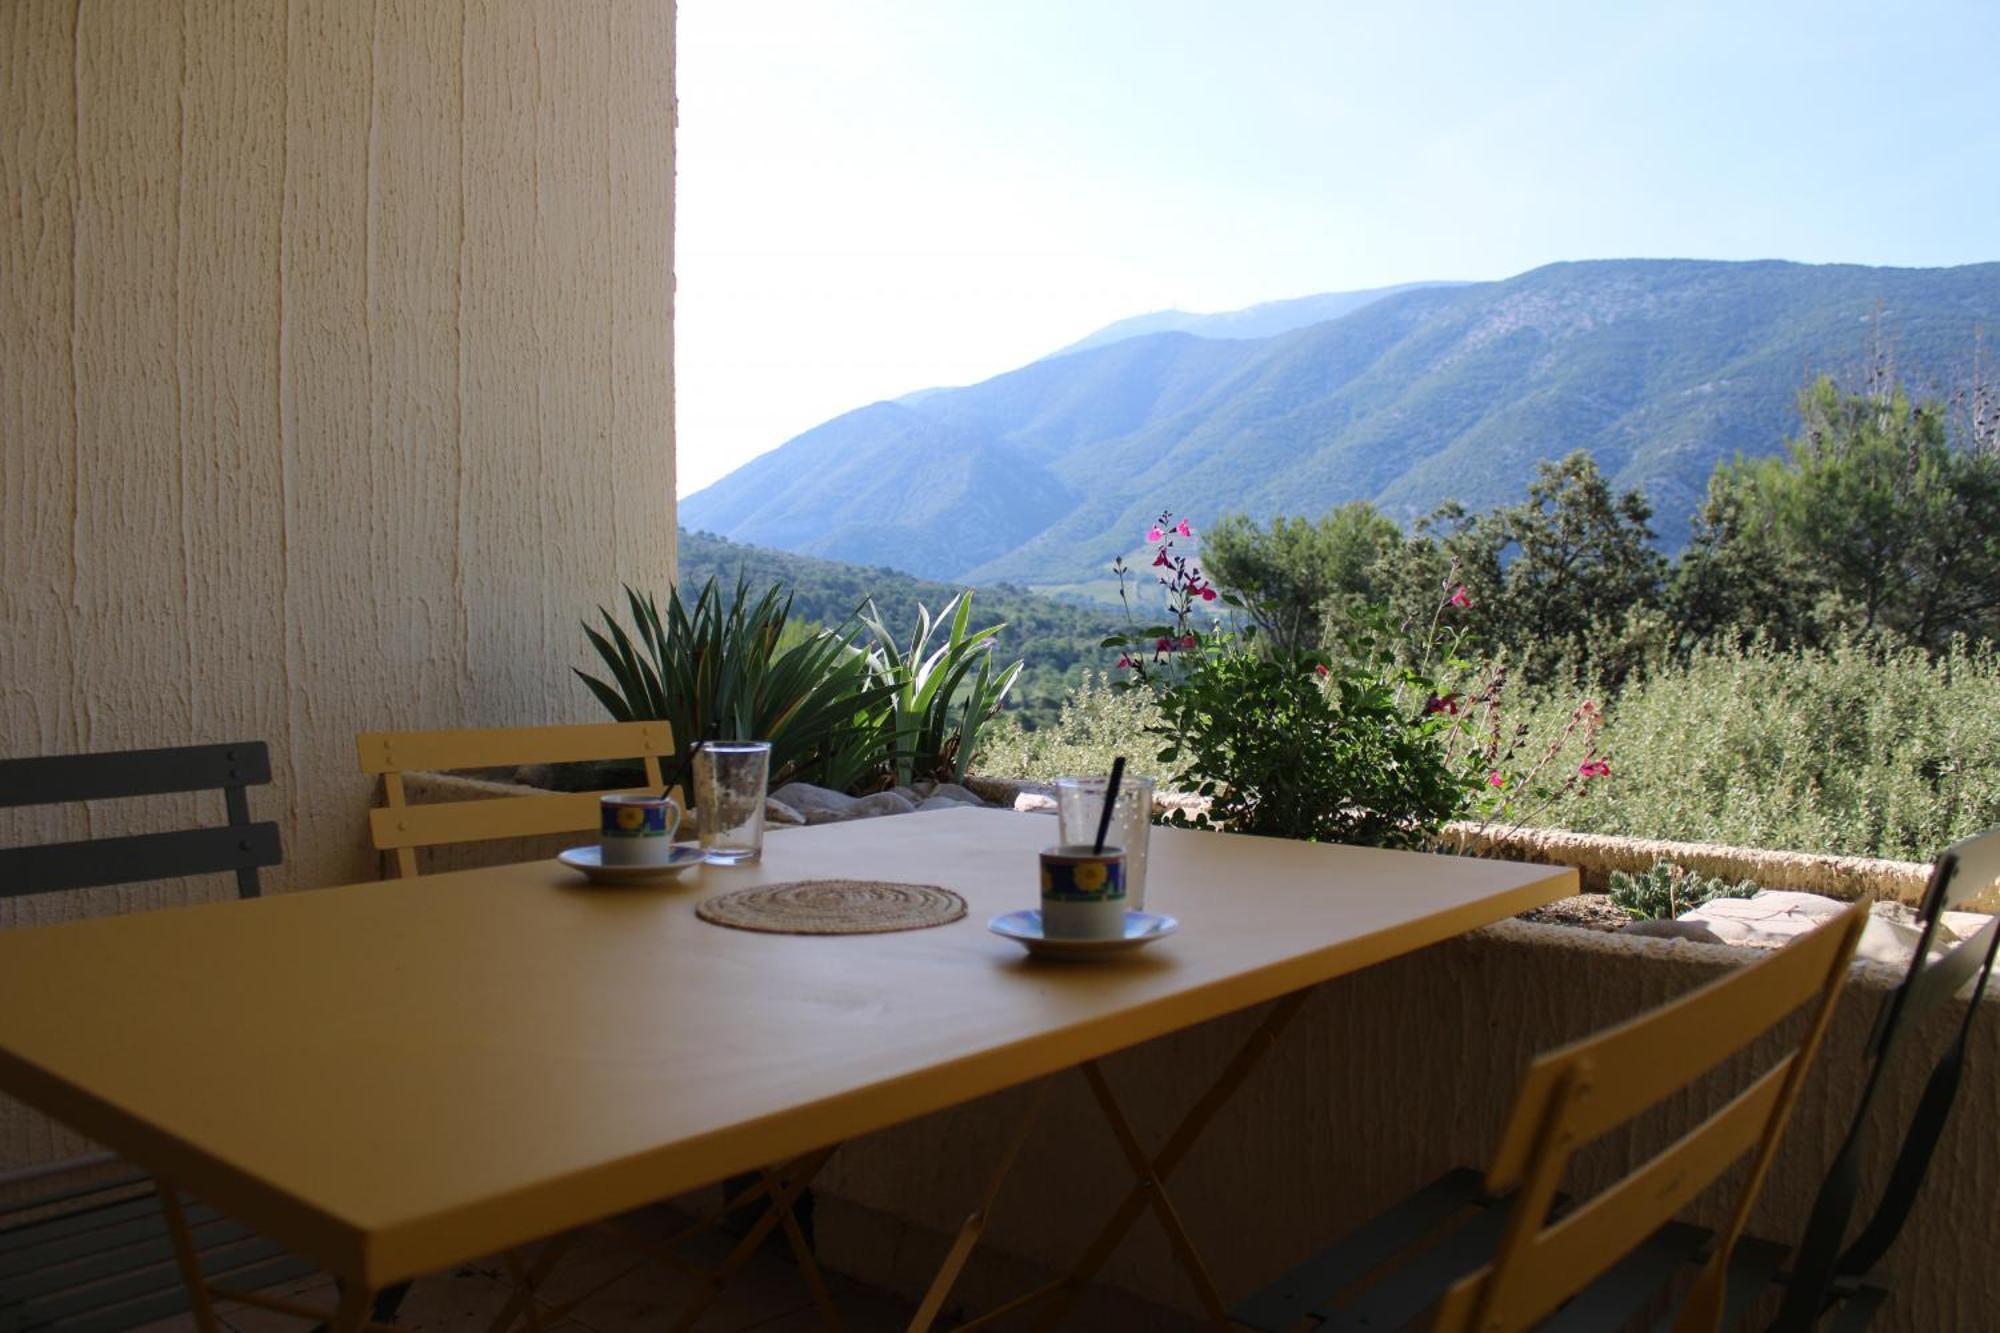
[674, 529, 1118, 726]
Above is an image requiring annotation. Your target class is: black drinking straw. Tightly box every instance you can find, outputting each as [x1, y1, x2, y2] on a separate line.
[666, 737, 706, 799]
[1093, 756, 1126, 855]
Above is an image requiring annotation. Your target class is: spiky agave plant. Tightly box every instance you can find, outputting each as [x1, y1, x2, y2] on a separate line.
[858, 592, 1024, 786]
[576, 575, 894, 790]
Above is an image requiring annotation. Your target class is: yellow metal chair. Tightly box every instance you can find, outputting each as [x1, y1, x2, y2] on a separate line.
[1235, 900, 1867, 1333]
[356, 721, 674, 877]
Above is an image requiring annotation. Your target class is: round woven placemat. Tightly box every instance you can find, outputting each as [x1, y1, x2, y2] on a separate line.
[695, 879, 967, 935]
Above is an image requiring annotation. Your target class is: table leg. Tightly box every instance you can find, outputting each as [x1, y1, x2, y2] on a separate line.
[905, 1080, 1055, 1333]
[669, 1146, 837, 1333]
[920, 988, 1315, 1332]
[156, 1183, 224, 1333]
[1031, 988, 1312, 1331]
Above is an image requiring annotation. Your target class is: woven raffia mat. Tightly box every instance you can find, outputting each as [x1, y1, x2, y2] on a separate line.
[695, 879, 967, 935]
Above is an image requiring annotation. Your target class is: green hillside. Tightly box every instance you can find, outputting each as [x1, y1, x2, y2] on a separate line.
[673, 529, 1126, 726]
[681, 258, 2000, 588]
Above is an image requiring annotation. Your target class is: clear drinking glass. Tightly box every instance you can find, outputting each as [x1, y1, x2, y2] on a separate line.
[1055, 775, 1156, 910]
[694, 741, 771, 864]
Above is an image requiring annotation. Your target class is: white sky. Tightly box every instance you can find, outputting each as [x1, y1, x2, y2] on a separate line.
[674, 0, 2000, 496]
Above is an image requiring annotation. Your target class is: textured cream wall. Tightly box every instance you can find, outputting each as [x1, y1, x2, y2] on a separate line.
[0, 0, 675, 901]
[0, 0, 674, 1166]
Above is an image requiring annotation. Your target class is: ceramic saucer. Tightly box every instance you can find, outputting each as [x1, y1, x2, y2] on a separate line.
[988, 909, 1179, 961]
[557, 843, 706, 886]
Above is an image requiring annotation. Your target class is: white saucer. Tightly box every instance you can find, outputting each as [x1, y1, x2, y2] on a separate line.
[988, 910, 1179, 961]
[558, 844, 706, 886]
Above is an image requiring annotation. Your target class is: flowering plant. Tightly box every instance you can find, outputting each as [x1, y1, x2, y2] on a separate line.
[1393, 566, 1613, 841]
[1103, 510, 1233, 688]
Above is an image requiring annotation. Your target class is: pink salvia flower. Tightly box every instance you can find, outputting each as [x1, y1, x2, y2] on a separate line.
[1314, 663, 1329, 678]
[1175, 518, 1192, 537]
[1579, 760, 1611, 779]
[1450, 585, 1471, 609]
[1180, 634, 1198, 649]
[1199, 586, 1218, 601]
[1116, 653, 1136, 670]
[1152, 549, 1170, 568]
[1488, 771, 1506, 788]
[1147, 526, 1164, 543]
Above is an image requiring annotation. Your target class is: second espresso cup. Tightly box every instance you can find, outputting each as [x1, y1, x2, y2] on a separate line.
[1040, 844, 1127, 940]
[600, 793, 681, 866]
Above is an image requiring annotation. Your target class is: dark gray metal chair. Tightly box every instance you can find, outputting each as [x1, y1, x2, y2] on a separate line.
[1758, 825, 2000, 1331]
[0, 743, 310, 1333]
[1230, 827, 1999, 1333]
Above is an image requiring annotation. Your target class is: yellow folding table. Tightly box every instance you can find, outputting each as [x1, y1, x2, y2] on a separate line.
[0, 808, 1573, 1332]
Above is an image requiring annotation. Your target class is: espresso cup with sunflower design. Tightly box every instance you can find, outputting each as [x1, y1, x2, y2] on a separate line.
[1040, 844, 1127, 940]
[600, 793, 681, 866]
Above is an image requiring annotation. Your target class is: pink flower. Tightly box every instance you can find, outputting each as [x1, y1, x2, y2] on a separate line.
[1175, 518, 1192, 537]
[1424, 693, 1461, 716]
[1116, 653, 1136, 670]
[1147, 526, 1164, 544]
[1152, 548, 1170, 568]
[1579, 759, 1611, 779]
[1488, 771, 1506, 789]
[1180, 634, 1198, 649]
[1156, 636, 1175, 653]
[1450, 585, 1471, 609]
[1314, 663, 1329, 678]
[1199, 586, 1218, 601]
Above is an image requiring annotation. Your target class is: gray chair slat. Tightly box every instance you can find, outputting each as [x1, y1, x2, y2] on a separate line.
[1319, 1189, 1546, 1332]
[0, 1193, 161, 1255]
[5, 1214, 248, 1301]
[1939, 830, 2000, 911]
[0, 1198, 224, 1274]
[0, 824, 281, 898]
[1898, 913, 2000, 1031]
[25, 1237, 283, 1325]
[1230, 1169, 1488, 1331]
[1543, 1221, 1712, 1332]
[1713, 1234, 1790, 1328]
[1825, 1283, 1890, 1332]
[74, 1254, 320, 1333]
[0, 745, 271, 810]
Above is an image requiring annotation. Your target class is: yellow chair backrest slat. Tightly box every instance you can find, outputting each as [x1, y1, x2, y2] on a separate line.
[1432, 900, 1867, 1333]
[356, 721, 674, 878]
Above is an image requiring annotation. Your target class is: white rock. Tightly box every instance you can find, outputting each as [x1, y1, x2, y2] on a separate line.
[849, 790, 919, 820]
[770, 783, 856, 817]
[1014, 793, 1058, 815]
[763, 797, 805, 827]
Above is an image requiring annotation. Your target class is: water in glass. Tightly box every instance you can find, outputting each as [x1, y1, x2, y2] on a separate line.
[694, 741, 771, 864]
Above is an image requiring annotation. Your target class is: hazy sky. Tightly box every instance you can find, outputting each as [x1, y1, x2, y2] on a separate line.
[674, 0, 2000, 495]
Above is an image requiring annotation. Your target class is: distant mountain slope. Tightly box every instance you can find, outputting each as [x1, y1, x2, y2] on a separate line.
[681, 259, 2000, 587]
[1049, 282, 1467, 357]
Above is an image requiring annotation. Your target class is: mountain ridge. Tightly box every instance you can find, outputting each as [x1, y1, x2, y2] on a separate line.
[682, 258, 2000, 588]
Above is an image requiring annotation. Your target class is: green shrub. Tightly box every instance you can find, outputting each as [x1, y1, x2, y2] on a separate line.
[1608, 860, 1760, 921]
[1520, 635, 2000, 860]
[977, 674, 1162, 780]
[1152, 646, 1471, 850]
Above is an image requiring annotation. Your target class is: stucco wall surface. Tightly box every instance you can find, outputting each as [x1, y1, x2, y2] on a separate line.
[815, 924, 2000, 1333]
[1, 0, 674, 1166]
